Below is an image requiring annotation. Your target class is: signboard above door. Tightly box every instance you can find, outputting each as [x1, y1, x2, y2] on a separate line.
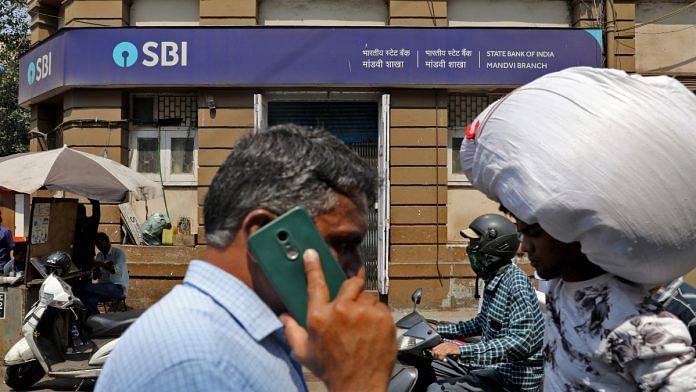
[19, 27, 602, 105]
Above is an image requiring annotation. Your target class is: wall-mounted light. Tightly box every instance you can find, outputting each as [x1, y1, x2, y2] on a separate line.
[206, 96, 216, 119]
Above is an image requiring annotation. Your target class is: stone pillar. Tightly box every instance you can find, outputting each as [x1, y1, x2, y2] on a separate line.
[196, 91, 254, 245]
[605, 1, 636, 73]
[388, 90, 459, 308]
[61, 0, 130, 28]
[61, 90, 128, 243]
[199, 0, 257, 25]
[28, 0, 59, 46]
[389, 0, 447, 27]
[571, 0, 602, 28]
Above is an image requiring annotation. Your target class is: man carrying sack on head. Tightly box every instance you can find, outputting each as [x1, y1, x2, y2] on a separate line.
[460, 67, 696, 390]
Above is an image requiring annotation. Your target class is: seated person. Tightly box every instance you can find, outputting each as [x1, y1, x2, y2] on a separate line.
[424, 214, 544, 392]
[3, 242, 26, 276]
[81, 232, 129, 315]
[0, 211, 14, 271]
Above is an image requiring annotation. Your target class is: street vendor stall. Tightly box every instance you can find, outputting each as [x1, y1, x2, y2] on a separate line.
[0, 145, 160, 356]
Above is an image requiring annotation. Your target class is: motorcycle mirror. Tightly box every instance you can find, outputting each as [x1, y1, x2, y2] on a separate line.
[411, 288, 423, 312]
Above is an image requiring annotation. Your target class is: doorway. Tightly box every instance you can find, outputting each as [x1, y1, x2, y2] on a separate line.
[266, 100, 383, 291]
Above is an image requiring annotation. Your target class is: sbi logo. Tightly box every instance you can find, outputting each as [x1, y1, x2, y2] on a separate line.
[112, 42, 138, 67]
[112, 41, 188, 68]
[27, 52, 52, 86]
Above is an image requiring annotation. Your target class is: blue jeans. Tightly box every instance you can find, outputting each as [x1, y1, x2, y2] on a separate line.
[82, 282, 124, 316]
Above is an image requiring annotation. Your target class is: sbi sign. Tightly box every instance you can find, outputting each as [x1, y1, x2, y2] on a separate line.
[112, 41, 188, 68]
[26, 52, 52, 86]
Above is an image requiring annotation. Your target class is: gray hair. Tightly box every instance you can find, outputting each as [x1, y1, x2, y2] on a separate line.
[204, 124, 378, 248]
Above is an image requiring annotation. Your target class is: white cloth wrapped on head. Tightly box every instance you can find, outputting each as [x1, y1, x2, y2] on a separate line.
[460, 66, 696, 284]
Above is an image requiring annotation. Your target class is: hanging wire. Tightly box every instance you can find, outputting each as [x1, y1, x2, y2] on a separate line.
[156, 126, 170, 221]
[608, 0, 696, 33]
[434, 90, 443, 286]
[635, 25, 695, 35]
[34, 11, 116, 28]
[427, 1, 438, 27]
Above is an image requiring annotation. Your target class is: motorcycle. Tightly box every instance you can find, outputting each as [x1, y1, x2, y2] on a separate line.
[3, 273, 143, 390]
[391, 288, 471, 392]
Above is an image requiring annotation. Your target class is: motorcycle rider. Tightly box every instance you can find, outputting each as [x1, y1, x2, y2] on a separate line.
[424, 214, 544, 391]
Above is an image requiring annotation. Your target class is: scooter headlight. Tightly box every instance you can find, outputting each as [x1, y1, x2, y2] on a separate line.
[397, 334, 425, 351]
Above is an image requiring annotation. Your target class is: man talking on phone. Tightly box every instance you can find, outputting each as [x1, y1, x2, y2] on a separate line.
[97, 124, 396, 391]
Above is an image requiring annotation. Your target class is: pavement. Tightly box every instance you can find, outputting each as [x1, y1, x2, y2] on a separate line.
[0, 306, 476, 391]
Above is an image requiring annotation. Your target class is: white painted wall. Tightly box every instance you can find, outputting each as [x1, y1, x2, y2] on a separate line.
[130, 187, 198, 238]
[449, 0, 570, 27]
[635, 2, 696, 74]
[131, 0, 199, 26]
[14, 194, 28, 238]
[259, 0, 387, 26]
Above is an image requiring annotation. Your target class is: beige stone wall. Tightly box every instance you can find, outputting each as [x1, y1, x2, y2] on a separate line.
[121, 245, 205, 308]
[200, 0, 256, 25]
[571, 0, 602, 28]
[260, 0, 385, 25]
[131, 0, 199, 26]
[389, 90, 462, 308]
[449, 0, 570, 27]
[61, 90, 127, 165]
[28, 0, 59, 46]
[61, 0, 130, 28]
[606, 1, 636, 73]
[389, 0, 447, 26]
[59, 90, 128, 242]
[196, 90, 255, 244]
[635, 1, 696, 75]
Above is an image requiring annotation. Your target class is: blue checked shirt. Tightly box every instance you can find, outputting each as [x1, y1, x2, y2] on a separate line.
[96, 260, 308, 392]
[437, 263, 544, 391]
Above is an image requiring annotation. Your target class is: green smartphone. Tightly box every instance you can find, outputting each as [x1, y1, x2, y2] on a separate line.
[248, 206, 347, 328]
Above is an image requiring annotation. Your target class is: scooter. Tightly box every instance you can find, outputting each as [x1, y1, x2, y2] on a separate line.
[3, 273, 143, 390]
[391, 288, 470, 392]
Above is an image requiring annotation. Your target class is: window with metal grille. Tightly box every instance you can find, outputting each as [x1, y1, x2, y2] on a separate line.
[130, 95, 198, 185]
[158, 96, 197, 128]
[447, 94, 502, 184]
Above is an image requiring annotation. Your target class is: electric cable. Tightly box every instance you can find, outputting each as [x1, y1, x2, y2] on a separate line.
[635, 24, 695, 35]
[427, 1, 437, 27]
[34, 12, 116, 27]
[434, 89, 443, 286]
[610, 0, 696, 33]
[156, 126, 171, 221]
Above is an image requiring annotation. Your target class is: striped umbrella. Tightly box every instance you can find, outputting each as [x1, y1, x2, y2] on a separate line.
[0, 145, 162, 202]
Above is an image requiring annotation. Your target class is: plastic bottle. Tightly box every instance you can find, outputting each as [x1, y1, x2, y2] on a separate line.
[70, 322, 86, 353]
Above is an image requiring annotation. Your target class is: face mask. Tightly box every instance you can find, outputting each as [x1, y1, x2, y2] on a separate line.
[467, 247, 486, 277]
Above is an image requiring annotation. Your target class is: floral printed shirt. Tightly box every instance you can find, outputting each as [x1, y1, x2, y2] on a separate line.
[544, 274, 696, 391]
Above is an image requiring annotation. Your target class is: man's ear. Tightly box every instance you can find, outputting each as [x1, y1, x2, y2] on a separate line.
[240, 209, 277, 238]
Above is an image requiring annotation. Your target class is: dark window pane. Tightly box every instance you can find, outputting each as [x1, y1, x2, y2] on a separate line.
[452, 137, 464, 174]
[133, 97, 155, 124]
[137, 138, 159, 173]
[171, 137, 194, 174]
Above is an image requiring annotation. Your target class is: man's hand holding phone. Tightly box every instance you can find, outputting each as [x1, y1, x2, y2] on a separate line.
[282, 249, 397, 392]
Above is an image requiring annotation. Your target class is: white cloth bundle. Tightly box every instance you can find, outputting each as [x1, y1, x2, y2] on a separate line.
[460, 67, 696, 284]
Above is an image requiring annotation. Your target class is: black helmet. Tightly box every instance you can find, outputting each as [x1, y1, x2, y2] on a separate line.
[461, 214, 519, 278]
[45, 251, 72, 277]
